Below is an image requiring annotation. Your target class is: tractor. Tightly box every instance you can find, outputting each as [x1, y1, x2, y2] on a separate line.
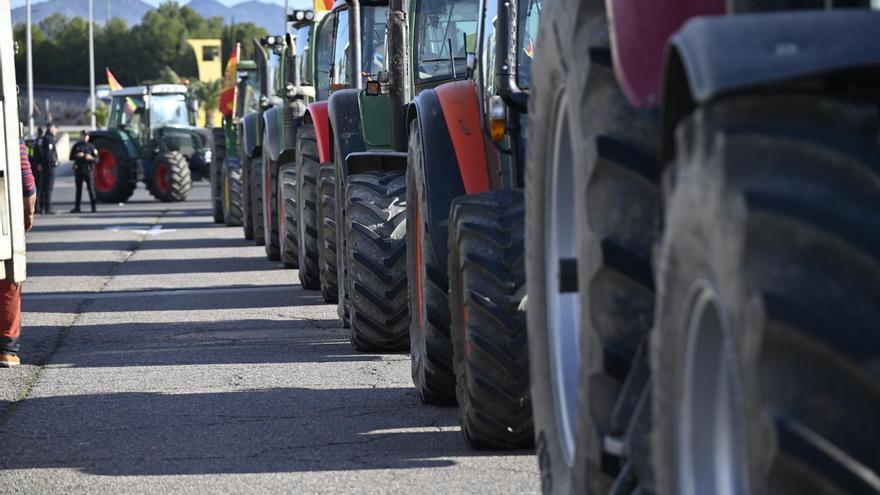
[260, 8, 329, 267]
[212, 58, 258, 227]
[402, 0, 539, 449]
[91, 84, 209, 203]
[526, 0, 880, 493]
[295, 0, 391, 304]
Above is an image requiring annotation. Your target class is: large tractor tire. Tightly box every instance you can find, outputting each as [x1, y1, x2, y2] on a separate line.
[296, 124, 321, 289]
[318, 162, 339, 303]
[263, 145, 281, 261]
[251, 157, 266, 246]
[148, 151, 192, 203]
[210, 127, 225, 223]
[344, 171, 409, 352]
[407, 119, 456, 405]
[525, 1, 659, 492]
[279, 160, 299, 269]
[222, 156, 244, 227]
[92, 137, 136, 204]
[241, 154, 255, 240]
[448, 191, 532, 450]
[652, 95, 880, 495]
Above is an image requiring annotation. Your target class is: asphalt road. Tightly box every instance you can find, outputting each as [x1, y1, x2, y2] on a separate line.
[0, 164, 539, 493]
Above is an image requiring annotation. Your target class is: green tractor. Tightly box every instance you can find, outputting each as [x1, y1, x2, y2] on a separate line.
[212, 59, 259, 227]
[91, 84, 210, 203]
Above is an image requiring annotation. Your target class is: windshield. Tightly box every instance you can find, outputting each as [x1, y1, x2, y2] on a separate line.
[331, 6, 389, 88]
[414, 0, 479, 84]
[238, 73, 260, 117]
[295, 24, 313, 86]
[266, 48, 283, 97]
[517, 0, 542, 89]
[315, 12, 335, 100]
[151, 93, 193, 127]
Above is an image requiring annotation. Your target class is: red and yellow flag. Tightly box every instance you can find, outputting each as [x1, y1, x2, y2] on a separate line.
[219, 44, 239, 117]
[314, 0, 333, 12]
[107, 68, 136, 116]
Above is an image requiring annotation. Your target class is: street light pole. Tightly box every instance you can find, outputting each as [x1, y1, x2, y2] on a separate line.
[284, 0, 289, 33]
[89, 0, 96, 129]
[25, 0, 34, 136]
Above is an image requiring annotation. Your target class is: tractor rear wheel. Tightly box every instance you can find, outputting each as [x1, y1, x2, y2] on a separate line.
[242, 154, 255, 240]
[407, 119, 456, 405]
[449, 191, 533, 450]
[653, 95, 880, 495]
[296, 124, 321, 290]
[279, 160, 299, 269]
[318, 162, 340, 303]
[148, 151, 192, 202]
[251, 157, 266, 246]
[525, 0, 659, 492]
[210, 127, 225, 223]
[222, 156, 244, 227]
[263, 144, 281, 261]
[344, 171, 409, 352]
[92, 137, 136, 204]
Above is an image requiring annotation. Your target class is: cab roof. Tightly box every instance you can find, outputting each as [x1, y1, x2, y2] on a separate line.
[110, 84, 188, 97]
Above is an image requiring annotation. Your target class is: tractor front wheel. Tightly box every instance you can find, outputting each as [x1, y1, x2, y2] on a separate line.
[251, 157, 266, 246]
[222, 156, 244, 227]
[92, 137, 136, 204]
[296, 124, 321, 290]
[210, 127, 225, 223]
[148, 151, 192, 203]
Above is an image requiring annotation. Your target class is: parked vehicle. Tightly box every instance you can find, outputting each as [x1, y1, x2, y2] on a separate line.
[526, 1, 880, 493]
[91, 84, 210, 203]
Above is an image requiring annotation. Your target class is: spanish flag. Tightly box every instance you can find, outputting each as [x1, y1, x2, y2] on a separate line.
[219, 44, 239, 117]
[314, 0, 333, 12]
[106, 68, 136, 116]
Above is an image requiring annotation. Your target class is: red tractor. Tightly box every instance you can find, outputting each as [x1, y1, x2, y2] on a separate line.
[527, 0, 880, 493]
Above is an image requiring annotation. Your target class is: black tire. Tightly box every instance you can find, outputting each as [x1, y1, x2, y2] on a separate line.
[318, 162, 339, 303]
[210, 127, 226, 223]
[148, 151, 192, 202]
[526, 1, 659, 492]
[222, 156, 244, 227]
[334, 156, 351, 329]
[296, 124, 321, 289]
[263, 143, 281, 261]
[91, 137, 136, 204]
[448, 191, 533, 450]
[344, 171, 410, 352]
[241, 152, 255, 240]
[652, 95, 880, 495]
[279, 160, 299, 269]
[407, 119, 456, 404]
[251, 156, 266, 246]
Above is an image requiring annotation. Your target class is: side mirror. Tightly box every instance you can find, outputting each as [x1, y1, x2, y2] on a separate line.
[466, 52, 477, 73]
[259, 95, 270, 109]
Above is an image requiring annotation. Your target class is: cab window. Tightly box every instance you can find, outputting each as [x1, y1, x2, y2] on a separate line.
[331, 9, 351, 86]
[361, 5, 388, 79]
[517, 0, 542, 89]
[413, 0, 479, 84]
[315, 12, 336, 100]
[296, 24, 313, 86]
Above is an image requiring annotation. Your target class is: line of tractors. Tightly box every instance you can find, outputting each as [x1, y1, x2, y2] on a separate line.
[204, 0, 879, 493]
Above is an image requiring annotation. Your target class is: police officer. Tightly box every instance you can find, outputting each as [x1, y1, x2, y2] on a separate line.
[31, 126, 44, 213]
[69, 130, 98, 213]
[38, 123, 59, 214]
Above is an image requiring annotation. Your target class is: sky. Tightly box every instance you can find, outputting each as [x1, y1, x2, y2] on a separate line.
[10, 0, 299, 7]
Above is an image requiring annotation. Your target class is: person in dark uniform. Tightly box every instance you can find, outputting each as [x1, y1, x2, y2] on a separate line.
[31, 126, 44, 213]
[69, 130, 98, 213]
[38, 123, 58, 214]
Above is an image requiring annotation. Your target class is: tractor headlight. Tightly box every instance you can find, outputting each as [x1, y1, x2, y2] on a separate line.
[204, 149, 212, 162]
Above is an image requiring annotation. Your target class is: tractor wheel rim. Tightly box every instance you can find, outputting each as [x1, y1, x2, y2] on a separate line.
[678, 282, 747, 495]
[156, 163, 170, 193]
[546, 96, 580, 465]
[95, 149, 117, 193]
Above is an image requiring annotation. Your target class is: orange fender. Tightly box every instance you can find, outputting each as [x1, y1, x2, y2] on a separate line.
[306, 101, 331, 163]
[434, 81, 490, 195]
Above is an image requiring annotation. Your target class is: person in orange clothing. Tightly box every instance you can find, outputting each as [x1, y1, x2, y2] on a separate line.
[0, 140, 37, 368]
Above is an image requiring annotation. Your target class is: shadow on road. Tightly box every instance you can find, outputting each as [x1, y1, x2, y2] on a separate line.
[28, 256, 281, 276]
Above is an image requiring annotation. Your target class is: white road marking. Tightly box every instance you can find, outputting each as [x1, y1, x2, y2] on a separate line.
[105, 225, 177, 236]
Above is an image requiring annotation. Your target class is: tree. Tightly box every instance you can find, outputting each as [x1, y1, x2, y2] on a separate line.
[192, 78, 221, 127]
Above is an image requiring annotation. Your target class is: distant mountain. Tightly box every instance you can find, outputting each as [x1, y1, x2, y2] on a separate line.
[11, 0, 285, 32]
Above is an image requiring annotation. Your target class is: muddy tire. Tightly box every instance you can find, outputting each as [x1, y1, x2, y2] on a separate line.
[652, 95, 880, 495]
[525, 0, 659, 492]
[407, 119, 456, 405]
[280, 160, 299, 269]
[222, 156, 244, 227]
[318, 162, 339, 303]
[296, 125, 321, 289]
[251, 156, 266, 246]
[92, 137, 136, 204]
[210, 127, 225, 223]
[449, 191, 532, 449]
[344, 171, 409, 351]
[148, 151, 192, 203]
